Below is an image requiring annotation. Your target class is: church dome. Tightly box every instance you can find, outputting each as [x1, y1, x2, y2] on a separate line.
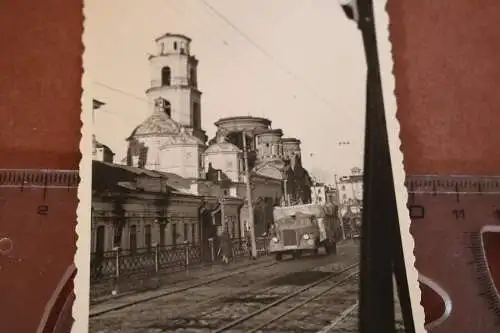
[204, 142, 241, 154]
[128, 112, 181, 139]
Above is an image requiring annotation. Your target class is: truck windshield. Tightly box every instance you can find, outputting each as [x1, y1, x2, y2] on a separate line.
[275, 215, 315, 228]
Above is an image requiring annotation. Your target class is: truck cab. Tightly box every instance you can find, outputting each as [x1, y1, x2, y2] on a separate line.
[268, 203, 338, 260]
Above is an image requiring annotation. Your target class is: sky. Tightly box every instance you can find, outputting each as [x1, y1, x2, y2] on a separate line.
[85, 0, 367, 184]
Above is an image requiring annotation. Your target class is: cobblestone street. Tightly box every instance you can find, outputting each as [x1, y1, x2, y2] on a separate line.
[319, 279, 406, 333]
[90, 242, 361, 333]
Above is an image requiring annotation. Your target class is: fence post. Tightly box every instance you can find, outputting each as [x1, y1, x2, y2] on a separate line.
[112, 246, 120, 296]
[232, 242, 236, 263]
[184, 240, 189, 270]
[209, 238, 214, 263]
[154, 243, 159, 273]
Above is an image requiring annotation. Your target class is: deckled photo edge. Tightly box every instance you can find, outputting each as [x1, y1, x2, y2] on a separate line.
[373, 1, 426, 332]
[73, 1, 425, 332]
[74, 2, 93, 332]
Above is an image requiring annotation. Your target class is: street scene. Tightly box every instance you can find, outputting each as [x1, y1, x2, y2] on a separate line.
[85, 0, 398, 332]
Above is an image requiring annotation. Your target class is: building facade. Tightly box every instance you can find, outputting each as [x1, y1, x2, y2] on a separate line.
[310, 183, 337, 205]
[337, 167, 363, 234]
[91, 32, 315, 254]
[338, 167, 363, 205]
[91, 161, 243, 259]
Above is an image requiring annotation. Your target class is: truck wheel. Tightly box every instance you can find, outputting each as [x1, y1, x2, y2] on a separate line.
[275, 253, 283, 261]
[324, 242, 330, 254]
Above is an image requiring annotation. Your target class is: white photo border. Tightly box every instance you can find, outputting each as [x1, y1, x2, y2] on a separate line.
[373, 1, 426, 332]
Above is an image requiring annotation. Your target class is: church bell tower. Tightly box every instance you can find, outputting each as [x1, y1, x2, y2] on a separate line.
[145, 33, 207, 143]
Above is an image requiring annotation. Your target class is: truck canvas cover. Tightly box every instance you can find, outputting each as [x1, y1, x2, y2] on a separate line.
[273, 203, 336, 242]
[273, 203, 334, 221]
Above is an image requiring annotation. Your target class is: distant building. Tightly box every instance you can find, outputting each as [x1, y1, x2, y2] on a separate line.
[207, 116, 313, 235]
[92, 135, 115, 163]
[338, 166, 363, 205]
[337, 167, 363, 231]
[310, 183, 337, 205]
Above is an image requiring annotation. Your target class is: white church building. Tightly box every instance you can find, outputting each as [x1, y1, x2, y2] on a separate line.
[92, 33, 313, 251]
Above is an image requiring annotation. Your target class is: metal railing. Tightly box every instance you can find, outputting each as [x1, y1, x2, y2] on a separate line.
[90, 237, 269, 284]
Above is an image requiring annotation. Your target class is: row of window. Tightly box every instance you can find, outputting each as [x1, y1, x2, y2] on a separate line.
[160, 41, 187, 55]
[95, 222, 199, 254]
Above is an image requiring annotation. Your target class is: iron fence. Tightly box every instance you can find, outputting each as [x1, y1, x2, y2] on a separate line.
[90, 237, 269, 284]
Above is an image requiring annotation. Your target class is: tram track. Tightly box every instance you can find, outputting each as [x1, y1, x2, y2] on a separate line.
[90, 260, 279, 317]
[89, 242, 361, 333]
[211, 263, 359, 333]
[161, 254, 359, 322]
[90, 250, 357, 318]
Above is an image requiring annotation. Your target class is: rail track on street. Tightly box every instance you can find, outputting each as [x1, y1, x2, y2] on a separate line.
[210, 263, 360, 333]
[89, 243, 360, 333]
[90, 260, 279, 317]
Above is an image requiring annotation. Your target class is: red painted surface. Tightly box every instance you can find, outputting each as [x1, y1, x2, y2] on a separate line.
[0, 187, 77, 333]
[410, 193, 500, 331]
[483, 231, 500, 298]
[389, 0, 500, 331]
[0, 1, 81, 332]
[389, 0, 500, 175]
[419, 282, 445, 326]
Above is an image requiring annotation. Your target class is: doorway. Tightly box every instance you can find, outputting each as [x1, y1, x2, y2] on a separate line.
[200, 210, 217, 262]
[95, 225, 105, 255]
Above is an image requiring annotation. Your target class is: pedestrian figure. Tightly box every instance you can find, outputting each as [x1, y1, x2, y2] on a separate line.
[268, 222, 277, 236]
[245, 229, 252, 259]
[91, 252, 103, 279]
[219, 230, 232, 264]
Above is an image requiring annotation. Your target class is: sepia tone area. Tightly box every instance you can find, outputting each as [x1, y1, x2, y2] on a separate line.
[86, 1, 371, 332]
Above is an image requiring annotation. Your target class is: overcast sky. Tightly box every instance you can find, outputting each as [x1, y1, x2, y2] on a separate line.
[85, 0, 367, 184]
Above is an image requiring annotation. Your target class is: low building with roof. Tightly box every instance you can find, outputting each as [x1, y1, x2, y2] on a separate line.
[91, 160, 243, 260]
[92, 135, 115, 163]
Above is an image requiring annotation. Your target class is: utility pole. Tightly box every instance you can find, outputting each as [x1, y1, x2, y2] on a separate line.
[220, 197, 225, 232]
[334, 174, 346, 240]
[242, 131, 257, 259]
[283, 179, 287, 206]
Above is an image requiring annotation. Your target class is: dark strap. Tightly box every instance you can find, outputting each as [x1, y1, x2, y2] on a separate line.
[356, 1, 415, 332]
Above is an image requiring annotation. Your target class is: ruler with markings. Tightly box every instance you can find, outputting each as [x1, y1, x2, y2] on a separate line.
[0, 169, 79, 333]
[406, 175, 500, 333]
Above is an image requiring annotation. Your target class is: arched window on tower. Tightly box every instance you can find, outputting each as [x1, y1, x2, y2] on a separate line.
[161, 66, 171, 86]
[173, 41, 177, 50]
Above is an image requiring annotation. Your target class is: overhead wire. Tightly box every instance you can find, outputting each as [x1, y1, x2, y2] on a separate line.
[96, 0, 360, 124]
[93, 0, 364, 169]
[194, 0, 359, 121]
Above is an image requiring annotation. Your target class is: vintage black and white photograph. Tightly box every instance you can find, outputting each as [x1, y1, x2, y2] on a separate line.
[80, 0, 415, 332]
